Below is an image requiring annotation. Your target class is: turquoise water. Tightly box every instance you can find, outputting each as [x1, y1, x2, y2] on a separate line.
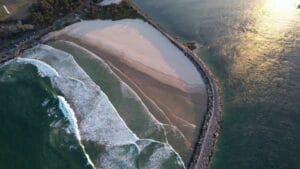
[132, 0, 300, 168]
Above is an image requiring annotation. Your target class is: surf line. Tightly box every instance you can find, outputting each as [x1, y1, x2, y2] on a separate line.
[127, 1, 223, 169]
[57, 96, 96, 169]
[2, 5, 10, 15]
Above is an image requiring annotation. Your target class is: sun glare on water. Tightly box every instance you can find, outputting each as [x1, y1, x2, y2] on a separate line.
[265, 0, 299, 19]
[258, 0, 300, 33]
[230, 0, 300, 84]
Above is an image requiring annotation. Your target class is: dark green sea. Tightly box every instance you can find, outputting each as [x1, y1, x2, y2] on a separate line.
[132, 0, 300, 168]
[0, 43, 188, 169]
[0, 62, 92, 169]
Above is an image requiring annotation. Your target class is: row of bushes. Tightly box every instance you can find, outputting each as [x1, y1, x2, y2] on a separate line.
[83, 1, 140, 20]
[29, 0, 84, 25]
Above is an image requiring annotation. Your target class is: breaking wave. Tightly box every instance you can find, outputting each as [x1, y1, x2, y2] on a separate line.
[16, 44, 186, 169]
[49, 40, 192, 161]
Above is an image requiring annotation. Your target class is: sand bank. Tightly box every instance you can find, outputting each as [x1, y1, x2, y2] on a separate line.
[49, 40, 192, 162]
[116, 3, 223, 169]
[45, 19, 208, 145]
[20, 45, 186, 169]
[45, 19, 205, 93]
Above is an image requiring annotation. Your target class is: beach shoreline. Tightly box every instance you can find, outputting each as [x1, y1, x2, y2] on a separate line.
[47, 32, 202, 144]
[126, 1, 223, 169]
[0, 1, 223, 168]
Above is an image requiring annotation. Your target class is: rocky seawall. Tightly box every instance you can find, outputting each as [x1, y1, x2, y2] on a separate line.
[0, 1, 222, 168]
[126, 1, 223, 169]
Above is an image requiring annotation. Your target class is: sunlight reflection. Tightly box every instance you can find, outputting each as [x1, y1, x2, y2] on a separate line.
[266, 0, 298, 16]
[225, 0, 299, 103]
[263, 0, 298, 28]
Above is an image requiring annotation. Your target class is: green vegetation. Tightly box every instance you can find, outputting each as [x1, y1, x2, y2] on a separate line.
[83, 1, 140, 20]
[0, 0, 141, 61]
[29, 0, 84, 25]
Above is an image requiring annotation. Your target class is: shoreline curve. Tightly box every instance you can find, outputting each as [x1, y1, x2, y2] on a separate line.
[0, 1, 223, 168]
[126, 1, 223, 169]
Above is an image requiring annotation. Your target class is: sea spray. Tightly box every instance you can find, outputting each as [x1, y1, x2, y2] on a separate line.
[21, 45, 139, 145]
[48, 40, 192, 161]
[45, 20, 208, 163]
[57, 96, 96, 168]
[15, 58, 59, 77]
[18, 44, 186, 168]
[54, 40, 168, 136]
[0, 63, 93, 169]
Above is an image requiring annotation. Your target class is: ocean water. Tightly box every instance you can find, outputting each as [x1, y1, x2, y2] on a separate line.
[48, 40, 192, 162]
[38, 17, 211, 165]
[0, 62, 93, 169]
[132, 0, 300, 168]
[0, 44, 186, 169]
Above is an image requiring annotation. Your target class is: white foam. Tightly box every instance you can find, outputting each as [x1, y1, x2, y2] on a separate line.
[50, 40, 191, 162]
[19, 44, 186, 169]
[98, 144, 139, 169]
[57, 96, 96, 168]
[146, 146, 172, 169]
[97, 139, 186, 169]
[136, 139, 186, 169]
[49, 119, 63, 128]
[60, 41, 174, 140]
[16, 58, 59, 77]
[23, 44, 138, 146]
[57, 40, 165, 130]
[42, 98, 50, 107]
[57, 96, 81, 140]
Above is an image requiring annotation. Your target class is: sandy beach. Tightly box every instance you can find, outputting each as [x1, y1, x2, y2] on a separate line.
[0, 0, 223, 168]
[45, 19, 208, 144]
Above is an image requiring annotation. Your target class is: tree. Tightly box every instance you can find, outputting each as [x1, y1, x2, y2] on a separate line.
[29, 0, 84, 25]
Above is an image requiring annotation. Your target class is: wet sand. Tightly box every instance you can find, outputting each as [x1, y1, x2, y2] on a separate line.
[44, 19, 207, 144]
[125, 4, 223, 168]
[60, 36, 205, 142]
